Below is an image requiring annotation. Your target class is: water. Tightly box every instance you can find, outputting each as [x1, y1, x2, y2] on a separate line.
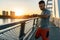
[0, 18, 27, 25]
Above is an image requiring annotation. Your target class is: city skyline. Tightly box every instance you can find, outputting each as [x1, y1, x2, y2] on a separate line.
[0, 0, 47, 16]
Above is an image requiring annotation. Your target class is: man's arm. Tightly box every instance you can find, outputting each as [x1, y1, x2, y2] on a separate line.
[37, 15, 50, 18]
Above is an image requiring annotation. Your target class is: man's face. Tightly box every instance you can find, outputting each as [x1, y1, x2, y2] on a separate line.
[39, 3, 45, 10]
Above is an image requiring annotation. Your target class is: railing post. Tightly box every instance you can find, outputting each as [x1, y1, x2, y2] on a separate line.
[36, 18, 38, 27]
[19, 21, 25, 40]
[32, 18, 38, 31]
[32, 19, 35, 31]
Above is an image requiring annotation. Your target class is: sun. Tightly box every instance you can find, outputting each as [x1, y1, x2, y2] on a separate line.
[14, 8, 24, 16]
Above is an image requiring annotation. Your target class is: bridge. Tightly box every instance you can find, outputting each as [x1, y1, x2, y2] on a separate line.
[0, 17, 60, 40]
[0, 0, 60, 40]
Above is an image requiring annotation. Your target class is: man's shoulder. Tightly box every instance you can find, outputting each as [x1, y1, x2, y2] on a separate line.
[44, 9, 51, 15]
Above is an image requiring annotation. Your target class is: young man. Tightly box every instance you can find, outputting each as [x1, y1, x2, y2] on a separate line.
[35, 1, 51, 40]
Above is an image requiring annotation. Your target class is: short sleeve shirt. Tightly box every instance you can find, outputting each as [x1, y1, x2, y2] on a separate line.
[40, 9, 51, 29]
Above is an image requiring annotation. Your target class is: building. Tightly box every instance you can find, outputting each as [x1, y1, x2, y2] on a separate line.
[10, 11, 15, 17]
[2, 11, 8, 16]
[6, 11, 8, 16]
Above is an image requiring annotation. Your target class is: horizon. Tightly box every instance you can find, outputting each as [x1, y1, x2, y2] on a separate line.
[0, 0, 47, 16]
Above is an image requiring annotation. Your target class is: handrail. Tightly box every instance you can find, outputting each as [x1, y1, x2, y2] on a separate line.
[0, 17, 38, 30]
[0, 17, 39, 40]
[0, 24, 20, 34]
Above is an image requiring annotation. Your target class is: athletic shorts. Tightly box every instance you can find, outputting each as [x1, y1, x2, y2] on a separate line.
[35, 27, 49, 40]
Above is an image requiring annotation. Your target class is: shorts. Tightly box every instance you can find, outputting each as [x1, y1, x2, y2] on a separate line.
[35, 27, 49, 40]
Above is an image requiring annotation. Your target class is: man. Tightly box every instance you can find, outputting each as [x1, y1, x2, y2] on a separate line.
[35, 1, 51, 40]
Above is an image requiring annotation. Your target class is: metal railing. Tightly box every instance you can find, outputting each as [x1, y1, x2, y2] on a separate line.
[0, 17, 39, 40]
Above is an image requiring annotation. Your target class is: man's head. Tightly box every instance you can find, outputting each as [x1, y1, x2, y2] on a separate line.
[38, 1, 45, 10]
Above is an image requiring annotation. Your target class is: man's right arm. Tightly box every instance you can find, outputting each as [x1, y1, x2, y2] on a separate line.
[37, 15, 49, 18]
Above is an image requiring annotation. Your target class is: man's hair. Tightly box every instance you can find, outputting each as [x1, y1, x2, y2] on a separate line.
[39, 1, 45, 5]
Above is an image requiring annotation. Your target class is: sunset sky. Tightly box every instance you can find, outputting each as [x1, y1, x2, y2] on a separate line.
[0, 0, 46, 15]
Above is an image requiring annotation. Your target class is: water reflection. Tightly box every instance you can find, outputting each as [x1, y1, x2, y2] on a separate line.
[3, 18, 8, 23]
[10, 19, 15, 22]
[0, 18, 25, 25]
[0, 18, 19, 25]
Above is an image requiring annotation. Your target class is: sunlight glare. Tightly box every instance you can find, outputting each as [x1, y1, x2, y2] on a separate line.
[14, 8, 24, 16]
